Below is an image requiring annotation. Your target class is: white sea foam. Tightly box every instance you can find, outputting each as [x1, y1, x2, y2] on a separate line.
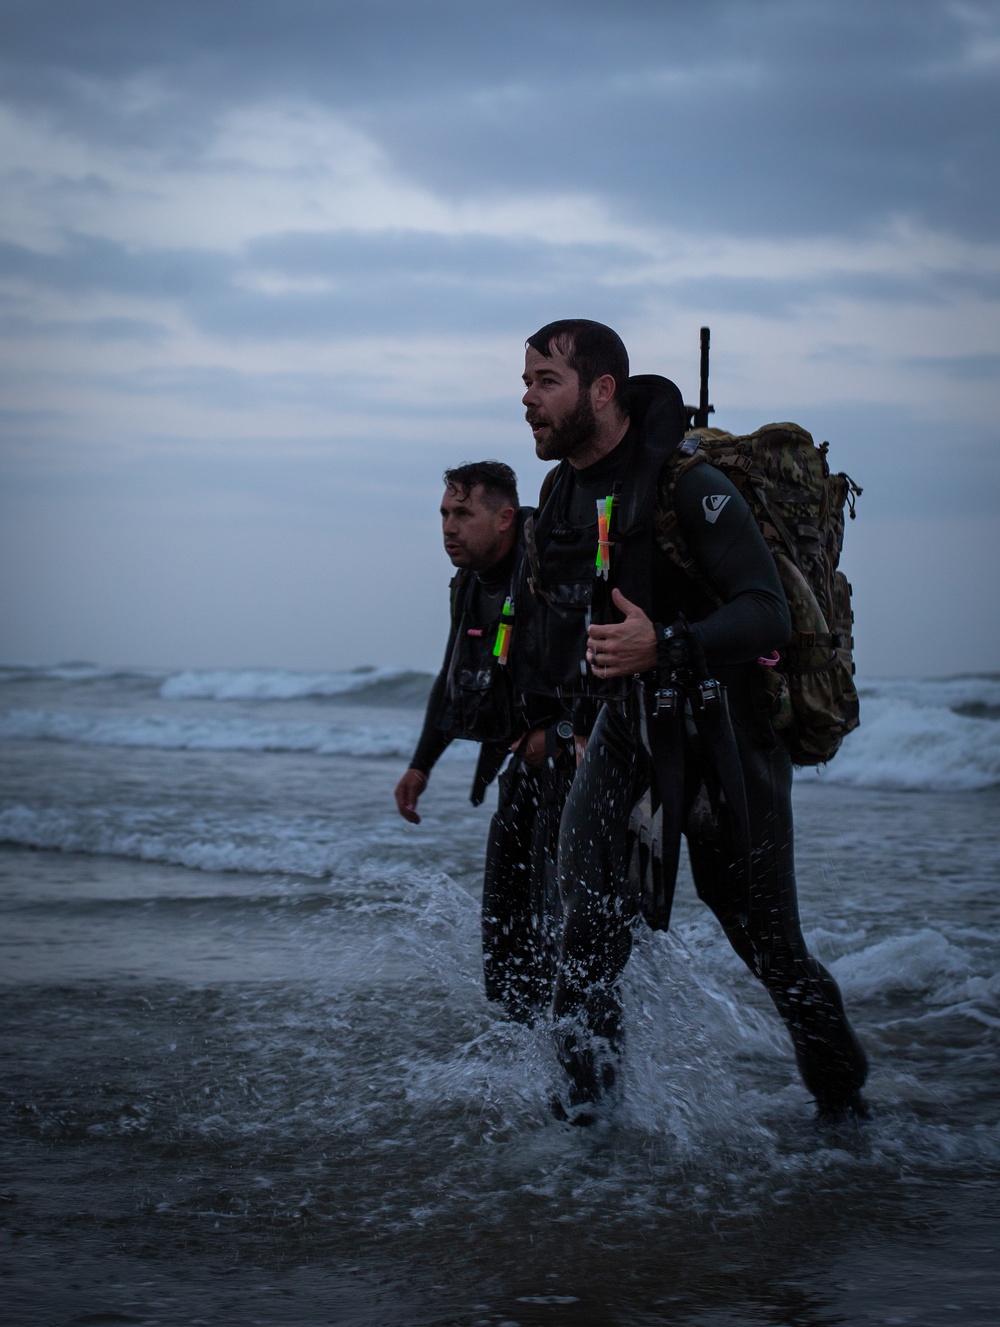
[830, 929, 1000, 1040]
[0, 662, 166, 684]
[0, 662, 433, 704]
[0, 803, 382, 877]
[159, 665, 410, 701]
[831, 929, 971, 999]
[0, 708, 426, 759]
[859, 674, 1000, 715]
[797, 676, 1000, 791]
[2, 666, 998, 791]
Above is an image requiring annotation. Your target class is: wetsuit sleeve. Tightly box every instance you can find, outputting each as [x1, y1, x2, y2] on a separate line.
[407, 603, 460, 775]
[670, 464, 791, 663]
[408, 670, 453, 775]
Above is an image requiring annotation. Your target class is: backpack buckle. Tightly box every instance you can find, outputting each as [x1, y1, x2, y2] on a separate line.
[694, 678, 722, 714]
[654, 686, 679, 718]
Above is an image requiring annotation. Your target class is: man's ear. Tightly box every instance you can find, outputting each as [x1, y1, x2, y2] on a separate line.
[497, 504, 516, 532]
[590, 373, 618, 413]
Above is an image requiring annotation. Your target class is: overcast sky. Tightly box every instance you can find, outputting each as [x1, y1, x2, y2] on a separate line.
[1, 0, 998, 677]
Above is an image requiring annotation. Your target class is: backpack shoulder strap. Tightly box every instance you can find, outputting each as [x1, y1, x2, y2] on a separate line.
[522, 464, 566, 606]
[537, 465, 559, 508]
[652, 440, 718, 597]
[449, 568, 473, 619]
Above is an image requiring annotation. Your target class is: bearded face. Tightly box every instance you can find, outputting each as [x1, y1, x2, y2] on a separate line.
[526, 383, 598, 462]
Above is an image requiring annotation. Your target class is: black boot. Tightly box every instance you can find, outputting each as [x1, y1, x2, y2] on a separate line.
[550, 1028, 618, 1127]
[815, 1089, 872, 1126]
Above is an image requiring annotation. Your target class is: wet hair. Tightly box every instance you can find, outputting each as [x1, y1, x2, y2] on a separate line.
[442, 460, 519, 510]
[526, 319, 630, 414]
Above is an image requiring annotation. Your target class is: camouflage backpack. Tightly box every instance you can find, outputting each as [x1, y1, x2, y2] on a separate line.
[655, 423, 863, 766]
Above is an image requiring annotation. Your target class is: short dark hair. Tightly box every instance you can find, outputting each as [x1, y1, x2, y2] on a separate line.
[526, 319, 630, 414]
[443, 460, 519, 510]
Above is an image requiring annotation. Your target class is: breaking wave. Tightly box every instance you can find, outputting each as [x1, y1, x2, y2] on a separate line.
[2, 665, 998, 791]
[799, 675, 1000, 792]
[0, 663, 434, 706]
[158, 665, 428, 703]
[0, 708, 440, 760]
[0, 803, 388, 877]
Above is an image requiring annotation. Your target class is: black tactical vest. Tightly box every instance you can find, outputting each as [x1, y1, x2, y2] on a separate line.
[439, 540, 522, 745]
[513, 375, 687, 704]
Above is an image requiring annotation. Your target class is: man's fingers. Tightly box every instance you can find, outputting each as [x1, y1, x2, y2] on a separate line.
[589, 590, 646, 643]
[586, 592, 657, 675]
[394, 770, 426, 823]
[588, 641, 617, 661]
[611, 587, 641, 616]
[587, 622, 618, 647]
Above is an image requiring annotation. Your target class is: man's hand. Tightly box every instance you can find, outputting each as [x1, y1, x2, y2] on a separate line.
[394, 768, 428, 824]
[586, 588, 657, 677]
[511, 727, 547, 766]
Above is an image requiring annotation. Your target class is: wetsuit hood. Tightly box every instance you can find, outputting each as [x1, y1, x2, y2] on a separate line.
[616, 374, 688, 537]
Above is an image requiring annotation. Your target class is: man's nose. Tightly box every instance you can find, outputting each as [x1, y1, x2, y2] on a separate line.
[522, 384, 536, 407]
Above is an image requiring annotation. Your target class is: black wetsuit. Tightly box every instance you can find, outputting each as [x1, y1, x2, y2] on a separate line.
[409, 538, 574, 1022]
[408, 553, 514, 785]
[526, 421, 869, 1112]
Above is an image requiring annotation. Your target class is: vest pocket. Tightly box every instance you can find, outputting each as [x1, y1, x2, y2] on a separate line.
[535, 582, 593, 694]
[449, 663, 515, 743]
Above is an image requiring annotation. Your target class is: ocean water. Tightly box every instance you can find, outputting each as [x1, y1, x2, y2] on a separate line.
[1, 663, 999, 1326]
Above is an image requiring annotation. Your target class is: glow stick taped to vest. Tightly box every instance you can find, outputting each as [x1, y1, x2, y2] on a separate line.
[596, 495, 613, 579]
[493, 596, 514, 666]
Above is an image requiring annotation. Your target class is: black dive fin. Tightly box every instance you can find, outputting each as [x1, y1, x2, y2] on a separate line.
[688, 678, 753, 925]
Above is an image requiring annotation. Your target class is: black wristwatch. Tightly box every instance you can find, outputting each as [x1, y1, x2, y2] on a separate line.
[655, 621, 689, 672]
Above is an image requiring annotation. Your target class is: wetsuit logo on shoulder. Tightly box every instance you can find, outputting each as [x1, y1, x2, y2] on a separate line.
[702, 494, 731, 524]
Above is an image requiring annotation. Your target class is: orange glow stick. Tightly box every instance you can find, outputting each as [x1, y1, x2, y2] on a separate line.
[493, 596, 514, 665]
[596, 497, 612, 578]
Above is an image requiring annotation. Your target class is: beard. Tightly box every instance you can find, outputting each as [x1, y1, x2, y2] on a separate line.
[528, 389, 598, 462]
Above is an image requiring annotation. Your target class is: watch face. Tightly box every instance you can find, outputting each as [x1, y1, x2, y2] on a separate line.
[556, 719, 574, 740]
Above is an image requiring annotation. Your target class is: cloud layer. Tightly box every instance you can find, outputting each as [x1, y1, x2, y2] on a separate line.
[1, 0, 998, 673]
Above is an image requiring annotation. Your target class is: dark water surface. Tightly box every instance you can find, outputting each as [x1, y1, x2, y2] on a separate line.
[2, 671, 999, 1325]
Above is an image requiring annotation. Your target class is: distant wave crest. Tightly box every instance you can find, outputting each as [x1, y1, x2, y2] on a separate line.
[0, 662, 435, 706]
[2, 666, 998, 792]
[0, 804, 359, 877]
[0, 709, 424, 759]
[159, 665, 426, 702]
[798, 676, 1000, 791]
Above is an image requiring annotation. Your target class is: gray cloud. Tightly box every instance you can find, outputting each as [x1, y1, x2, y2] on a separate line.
[82, 365, 518, 418]
[661, 270, 970, 319]
[0, 230, 641, 340]
[903, 352, 1000, 382]
[0, 235, 223, 299]
[1, 0, 998, 673]
[0, 223, 989, 351]
[2, 1, 997, 241]
[1, 0, 992, 241]
[0, 313, 167, 343]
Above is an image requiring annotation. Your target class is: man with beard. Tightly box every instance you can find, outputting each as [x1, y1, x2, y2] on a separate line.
[515, 319, 869, 1124]
[394, 461, 574, 1022]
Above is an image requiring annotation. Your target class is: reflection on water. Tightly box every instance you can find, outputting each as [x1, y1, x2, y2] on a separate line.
[2, 666, 999, 1324]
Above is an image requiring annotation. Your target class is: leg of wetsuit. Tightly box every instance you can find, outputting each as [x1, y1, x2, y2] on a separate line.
[528, 753, 575, 1002]
[687, 709, 868, 1109]
[482, 756, 569, 1021]
[551, 703, 643, 1102]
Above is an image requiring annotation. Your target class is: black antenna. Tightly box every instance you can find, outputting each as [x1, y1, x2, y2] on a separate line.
[685, 326, 715, 430]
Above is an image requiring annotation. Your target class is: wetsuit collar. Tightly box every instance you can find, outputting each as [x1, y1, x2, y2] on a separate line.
[477, 543, 516, 592]
[574, 428, 636, 487]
